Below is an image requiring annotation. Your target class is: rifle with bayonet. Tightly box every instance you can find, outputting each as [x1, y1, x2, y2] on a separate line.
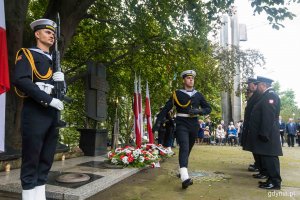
[52, 13, 72, 127]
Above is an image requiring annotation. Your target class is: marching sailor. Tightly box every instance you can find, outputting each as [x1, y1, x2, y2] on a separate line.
[153, 70, 211, 189]
[13, 18, 64, 200]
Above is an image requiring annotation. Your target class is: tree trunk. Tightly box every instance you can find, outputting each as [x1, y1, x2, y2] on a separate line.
[4, 0, 29, 150]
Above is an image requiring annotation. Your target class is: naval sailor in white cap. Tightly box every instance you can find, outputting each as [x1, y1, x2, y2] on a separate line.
[13, 18, 65, 200]
[153, 69, 211, 189]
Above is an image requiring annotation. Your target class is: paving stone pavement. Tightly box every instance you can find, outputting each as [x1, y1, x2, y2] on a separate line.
[0, 155, 141, 200]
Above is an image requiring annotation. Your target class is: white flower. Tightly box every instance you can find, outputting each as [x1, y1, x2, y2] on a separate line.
[153, 149, 159, 155]
[115, 148, 122, 153]
[107, 151, 112, 158]
[111, 158, 118, 164]
[122, 156, 129, 164]
[124, 149, 132, 154]
[139, 156, 145, 163]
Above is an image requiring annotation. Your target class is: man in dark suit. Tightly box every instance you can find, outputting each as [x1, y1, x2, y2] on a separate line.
[286, 118, 297, 147]
[247, 76, 282, 190]
[278, 116, 285, 146]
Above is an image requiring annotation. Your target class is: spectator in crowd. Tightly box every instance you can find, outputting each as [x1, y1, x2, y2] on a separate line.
[237, 120, 243, 146]
[286, 118, 297, 147]
[226, 122, 233, 145]
[297, 118, 300, 146]
[278, 116, 286, 147]
[216, 124, 225, 145]
[220, 119, 227, 131]
[227, 123, 237, 146]
[197, 119, 205, 145]
[205, 117, 214, 133]
[203, 126, 211, 145]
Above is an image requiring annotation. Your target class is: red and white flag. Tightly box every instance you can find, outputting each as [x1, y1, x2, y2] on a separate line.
[145, 81, 154, 143]
[133, 74, 141, 147]
[138, 75, 144, 139]
[0, 0, 9, 152]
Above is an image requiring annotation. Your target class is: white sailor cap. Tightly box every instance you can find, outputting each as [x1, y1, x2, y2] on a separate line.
[256, 76, 274, 84]
[30, 19, 57, 32]
[181, 70, 196, 78]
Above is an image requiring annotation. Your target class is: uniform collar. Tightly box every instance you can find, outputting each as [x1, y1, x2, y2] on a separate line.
[179, 89, 197, 97]
[29, 47, 52, 60]
[262, 87, 273, 94]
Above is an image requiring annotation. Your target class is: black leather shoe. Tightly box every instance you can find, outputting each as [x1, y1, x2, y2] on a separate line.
[248, 165, 259, 172]
[182, 178, 193, 189]
[259, 183, 281, 190]
[253, 174, 268, 179]
[258, 181, 270, 186]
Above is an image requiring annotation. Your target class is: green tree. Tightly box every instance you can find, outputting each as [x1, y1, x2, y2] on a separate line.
[273, 81, 300, 121]
[4, 0, 300, 149]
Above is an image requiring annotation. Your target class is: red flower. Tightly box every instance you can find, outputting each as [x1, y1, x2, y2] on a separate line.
[109, 153, 115, 159]
[128, 155, 134, 163]
[126, 152, 132, 157]
[160, 151, 165, 156]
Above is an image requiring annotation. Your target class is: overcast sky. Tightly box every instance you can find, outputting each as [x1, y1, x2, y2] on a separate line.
[235, 1, 300, 105]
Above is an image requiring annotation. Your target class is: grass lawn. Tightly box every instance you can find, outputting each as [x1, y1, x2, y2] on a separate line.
[88, 145, 300, 200]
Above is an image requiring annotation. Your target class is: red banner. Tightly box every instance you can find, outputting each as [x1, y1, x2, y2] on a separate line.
[134, 75, 141, 147]
[145, 81, 154, 143]
[0, 27, 10, 94]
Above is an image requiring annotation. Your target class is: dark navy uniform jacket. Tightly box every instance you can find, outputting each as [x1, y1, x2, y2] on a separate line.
[14, 47, 54, 107]
[247, 88, 282, 156]
[154, 89, 211, 129]
[242, 91, 261, 149]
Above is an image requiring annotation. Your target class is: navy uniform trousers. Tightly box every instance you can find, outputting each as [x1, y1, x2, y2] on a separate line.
[21, 99, 58, 190]
[261, 155, 281, 185]
[176, 117, 199, 168]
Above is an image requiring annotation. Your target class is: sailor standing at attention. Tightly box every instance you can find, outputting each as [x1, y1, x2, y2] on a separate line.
[153, 70, 211, 189]
[13, 18, 64, 200]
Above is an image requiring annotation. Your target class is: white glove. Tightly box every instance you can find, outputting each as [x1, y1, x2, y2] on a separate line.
[36, 82, 54, 94]
[44, 84, 54, 94]
[36, 82, 45, 90]
[49, 98, 64, 111]
[52, 72, 65, 82]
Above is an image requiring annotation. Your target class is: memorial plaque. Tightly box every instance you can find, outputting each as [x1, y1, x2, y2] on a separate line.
[85, 62, 108, 121]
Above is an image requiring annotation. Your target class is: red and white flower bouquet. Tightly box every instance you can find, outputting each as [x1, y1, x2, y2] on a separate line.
[107, 144, 174, 168]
